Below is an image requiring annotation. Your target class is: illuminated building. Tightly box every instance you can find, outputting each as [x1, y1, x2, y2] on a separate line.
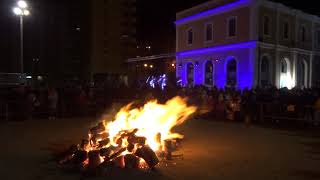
[176, 0, 320, 89]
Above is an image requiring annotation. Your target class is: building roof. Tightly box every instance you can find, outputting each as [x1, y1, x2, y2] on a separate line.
[176, 0, 320, 25]
[176, 0, 237, 20]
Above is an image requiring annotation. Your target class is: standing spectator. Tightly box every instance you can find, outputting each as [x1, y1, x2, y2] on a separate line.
[27, 90, 37, 120]
[234, 93, 242, 121]
[48, 87, 59, 120]
[216, 92, 225, 121]
[225, 97, 234, 121]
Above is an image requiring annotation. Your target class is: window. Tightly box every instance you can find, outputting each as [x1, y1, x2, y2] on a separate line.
[263, 16, 270, 36]
[187, 28, 193, 45]
[187, 63, 194, 85]
[301, 26, 306, 42]
[260, 56, 270, 87]
[283, 22, 289, 39]
[205, 61, 213, 85]
[228, 17, 237, 37]
[317, 30, 320, 46]
[205, 23, 213, 42]
[280, 59, 292, 89]
[297, 60, 307, 88]
[226, 59, 237, 87]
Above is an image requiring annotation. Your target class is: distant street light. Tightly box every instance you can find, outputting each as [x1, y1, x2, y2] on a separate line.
[13, 1, 30, 73]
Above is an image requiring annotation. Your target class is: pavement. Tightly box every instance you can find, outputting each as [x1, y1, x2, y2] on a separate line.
[0, 118, 320, 180]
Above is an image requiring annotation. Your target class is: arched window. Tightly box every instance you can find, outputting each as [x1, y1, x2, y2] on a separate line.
[187, 63, 194, 85]
[281, 60, 287, 73]
[260, 56, 270, 87]
[226, 59, 237, 87]
[297, 60, 308, 88]
[205, 61, 213, 85]
[280, 58, 293, 89]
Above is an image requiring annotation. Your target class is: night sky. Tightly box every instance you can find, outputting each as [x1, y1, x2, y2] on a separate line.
[137, 0, 320, 54]
[137, 0, 209, 54]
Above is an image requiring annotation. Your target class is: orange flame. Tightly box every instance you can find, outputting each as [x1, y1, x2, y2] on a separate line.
[104, 96, 197, 151]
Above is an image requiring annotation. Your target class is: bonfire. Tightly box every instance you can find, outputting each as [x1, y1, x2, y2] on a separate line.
[58, 96, 197, 173]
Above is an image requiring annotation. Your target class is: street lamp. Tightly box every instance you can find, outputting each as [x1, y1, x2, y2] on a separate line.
[13, 1, 30, 73]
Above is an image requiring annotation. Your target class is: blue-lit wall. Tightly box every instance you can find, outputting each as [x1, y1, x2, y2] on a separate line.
[176, 41, 257, 89]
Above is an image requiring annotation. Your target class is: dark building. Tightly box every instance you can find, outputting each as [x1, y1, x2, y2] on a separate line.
[90, 0, 137, 77]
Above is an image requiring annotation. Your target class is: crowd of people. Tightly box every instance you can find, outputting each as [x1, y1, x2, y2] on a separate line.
[176, 85, 320, 124]
[0, 79, 140, 121]
[0, 81, 319, 124]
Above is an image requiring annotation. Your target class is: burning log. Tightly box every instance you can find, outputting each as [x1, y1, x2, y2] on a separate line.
[173, 138, 183, 150]
[113, 156, 125, 168]
[99, 147, 113, 157]
[164, 140, 173, 160]
[125, 128, 138, 137]
[127, 143, 135, 152]
[92, 133, 109, 143]
[90, 122, 105, 135]
[57, 97, 196, 174]
[124, 154, 139, 169]
[116, 137, 123, 147]
[88, 150, 102, 169]
[135, 146, 159, 168]
[81, 139, 90, 150]
[127, 135, 146, 145]
[98, 139, 110, 148]
[107, 147, 126, 161]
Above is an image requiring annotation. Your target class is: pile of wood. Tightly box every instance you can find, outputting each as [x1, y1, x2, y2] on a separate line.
[57, 122, 183, 175]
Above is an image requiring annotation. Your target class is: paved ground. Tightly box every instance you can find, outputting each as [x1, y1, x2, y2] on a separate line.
[1, 117, 320, 180]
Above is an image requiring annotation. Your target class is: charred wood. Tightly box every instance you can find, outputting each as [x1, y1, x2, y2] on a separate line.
[135, 146, 159, 168]
[124, 154, 139, 169]
[88, 150, 102, 169]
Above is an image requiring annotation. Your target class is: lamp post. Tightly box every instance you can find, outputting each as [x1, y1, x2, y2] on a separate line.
[13, 1, 30, 74]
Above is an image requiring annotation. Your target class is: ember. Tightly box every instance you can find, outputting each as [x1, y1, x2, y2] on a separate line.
[58, 96, 196, 174]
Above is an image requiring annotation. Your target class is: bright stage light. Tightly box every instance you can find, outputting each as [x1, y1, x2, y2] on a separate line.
[18, 1, 28, 9]
[13, 7, 22, 15]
